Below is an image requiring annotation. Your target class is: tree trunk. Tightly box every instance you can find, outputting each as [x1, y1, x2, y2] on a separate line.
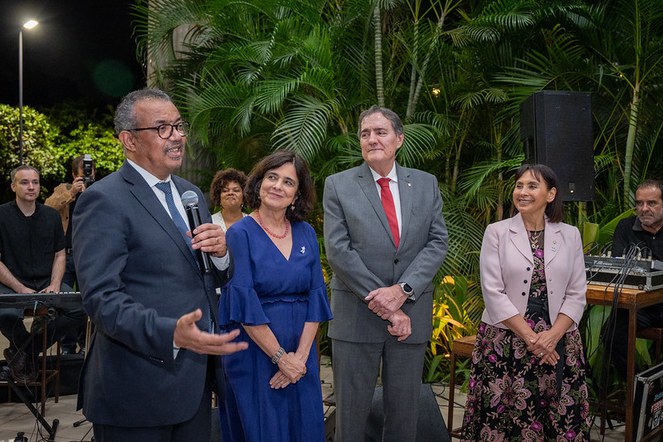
[623, 83, 640, 206]
[373, 5, 385, 107]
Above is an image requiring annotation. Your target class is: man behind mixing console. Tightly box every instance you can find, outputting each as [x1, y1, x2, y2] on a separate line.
[609, 179, 663, 376]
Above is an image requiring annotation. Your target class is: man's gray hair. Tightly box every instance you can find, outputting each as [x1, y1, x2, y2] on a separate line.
[357, 105, 404, 138]
[114, 88, 174, 136]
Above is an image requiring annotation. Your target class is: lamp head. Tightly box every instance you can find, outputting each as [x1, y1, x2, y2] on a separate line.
[23, 20, 39, 30]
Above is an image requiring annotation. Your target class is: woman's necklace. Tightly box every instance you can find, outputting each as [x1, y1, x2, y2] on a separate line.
[255, 210, 289, 239]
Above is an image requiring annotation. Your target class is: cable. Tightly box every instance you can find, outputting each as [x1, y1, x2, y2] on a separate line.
[585, 244, 639, 437]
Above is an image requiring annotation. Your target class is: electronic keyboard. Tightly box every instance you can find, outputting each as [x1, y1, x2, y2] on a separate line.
[0, 291, 81, 309]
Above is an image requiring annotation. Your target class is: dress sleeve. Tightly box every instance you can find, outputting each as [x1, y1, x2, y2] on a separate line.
[218, 224, 270, 326]
[304, 223, 333, 322]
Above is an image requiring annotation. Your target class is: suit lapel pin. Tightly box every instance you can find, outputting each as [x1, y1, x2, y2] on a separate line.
[300, 246, 306, 254]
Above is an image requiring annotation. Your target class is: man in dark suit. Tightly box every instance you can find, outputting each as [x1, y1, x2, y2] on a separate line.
[323, 105, 448, 442]
[72, 88, 247, 442]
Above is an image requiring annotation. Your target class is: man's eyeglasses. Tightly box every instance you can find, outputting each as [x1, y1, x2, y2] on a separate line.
[128, 122, 189, 139]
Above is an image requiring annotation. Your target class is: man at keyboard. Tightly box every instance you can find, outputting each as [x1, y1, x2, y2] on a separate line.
[609, 179, 663, 377]
[0, 165, 84, 382]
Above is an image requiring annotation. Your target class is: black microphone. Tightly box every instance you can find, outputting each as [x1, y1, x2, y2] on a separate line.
[181, 190, 212, 273]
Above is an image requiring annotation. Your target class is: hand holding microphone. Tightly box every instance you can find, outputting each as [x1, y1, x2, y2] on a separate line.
[181, 191, 214, 273]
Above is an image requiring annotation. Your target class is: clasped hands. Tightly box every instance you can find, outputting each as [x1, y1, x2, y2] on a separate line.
[269, 351, 307, 389]
[366, 285, 411, 341]
[189, 223, 227, 257]
[527, 329, 561, 366]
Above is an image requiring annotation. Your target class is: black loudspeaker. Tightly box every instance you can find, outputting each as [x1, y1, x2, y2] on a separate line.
[520, 90, 595, 201]
[365, 383, 450, 442]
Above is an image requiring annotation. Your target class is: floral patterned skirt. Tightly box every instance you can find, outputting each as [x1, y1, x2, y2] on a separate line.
[460, 319, 590, 441]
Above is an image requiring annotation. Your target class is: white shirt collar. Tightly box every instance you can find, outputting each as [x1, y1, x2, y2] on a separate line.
[126, 158, 172, 188]
[369, 164, 398, 183]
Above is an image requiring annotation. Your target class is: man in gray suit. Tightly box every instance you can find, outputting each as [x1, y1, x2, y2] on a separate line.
[73, 88, 247, 441]
[323, 105, 448, 442]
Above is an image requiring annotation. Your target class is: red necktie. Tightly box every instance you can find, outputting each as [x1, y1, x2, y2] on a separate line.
[377, 178, 399, 248]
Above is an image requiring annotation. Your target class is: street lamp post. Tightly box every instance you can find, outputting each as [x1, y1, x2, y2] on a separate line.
[19, 19, 38, 165]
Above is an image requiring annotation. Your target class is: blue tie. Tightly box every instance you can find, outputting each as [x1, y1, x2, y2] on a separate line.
[155, 182, 192, 251]
[156, 182, 212, 330]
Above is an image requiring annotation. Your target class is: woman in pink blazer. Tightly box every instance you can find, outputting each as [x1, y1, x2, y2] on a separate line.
[461, 164, 590, 441]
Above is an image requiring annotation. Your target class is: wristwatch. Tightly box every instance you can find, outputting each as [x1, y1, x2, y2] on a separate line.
[399, 282, 414, 298]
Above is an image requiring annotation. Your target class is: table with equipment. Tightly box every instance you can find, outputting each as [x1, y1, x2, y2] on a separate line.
[586, 284, 663, 442]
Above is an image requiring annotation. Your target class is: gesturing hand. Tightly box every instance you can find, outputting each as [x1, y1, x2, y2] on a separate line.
[174, 309, 248, 355]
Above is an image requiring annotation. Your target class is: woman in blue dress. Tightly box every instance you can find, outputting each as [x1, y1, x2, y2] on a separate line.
[218, 150, 333, 442]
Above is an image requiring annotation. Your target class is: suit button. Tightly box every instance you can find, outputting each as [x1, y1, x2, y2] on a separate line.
[526, 267, 531, 271]
[394, 259, 399, 264]
[522, 292, 526, 296]
[523, 280, 528, 284]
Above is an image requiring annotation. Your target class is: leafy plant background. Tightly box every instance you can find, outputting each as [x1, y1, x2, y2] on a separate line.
[2, 0, 662, 392]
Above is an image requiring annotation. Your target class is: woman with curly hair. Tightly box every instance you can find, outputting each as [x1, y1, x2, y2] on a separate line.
[209, 168, 248, 231]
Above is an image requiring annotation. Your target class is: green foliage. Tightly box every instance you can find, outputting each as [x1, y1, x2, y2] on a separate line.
[134, 0, 663, 388]
[44, 105, 125, 182]
[56, 123, 124, 181]
[0, 104, 63, 182]
[0, 103, 124, 203]
[425, 275, 480, 384]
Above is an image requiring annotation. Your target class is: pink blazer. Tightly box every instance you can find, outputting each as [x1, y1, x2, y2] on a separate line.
[479, 213, 586, 330]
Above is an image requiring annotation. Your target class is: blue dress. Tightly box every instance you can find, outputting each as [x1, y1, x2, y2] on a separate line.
[218, 216, 333, 442]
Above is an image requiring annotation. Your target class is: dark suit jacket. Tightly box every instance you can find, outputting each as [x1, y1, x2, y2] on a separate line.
[323, 162, 448, 344]
[72, 161, 226, 427]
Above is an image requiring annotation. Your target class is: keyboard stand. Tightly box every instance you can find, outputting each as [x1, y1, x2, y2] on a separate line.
[5, 376, 59, 441]
[1, 308, 61, 441]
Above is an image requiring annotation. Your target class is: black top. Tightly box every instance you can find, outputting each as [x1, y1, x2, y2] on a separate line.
[611, 215, 663, 260]
[0, 201, 65, 291]
[65, 194, 78, 249]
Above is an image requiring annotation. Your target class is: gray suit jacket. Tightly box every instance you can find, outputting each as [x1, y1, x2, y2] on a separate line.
[323, 162, 448, 344]
[72, 161, 227, 426]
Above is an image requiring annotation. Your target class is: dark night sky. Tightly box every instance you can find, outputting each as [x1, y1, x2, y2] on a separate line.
[0, 0, 145, 110]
